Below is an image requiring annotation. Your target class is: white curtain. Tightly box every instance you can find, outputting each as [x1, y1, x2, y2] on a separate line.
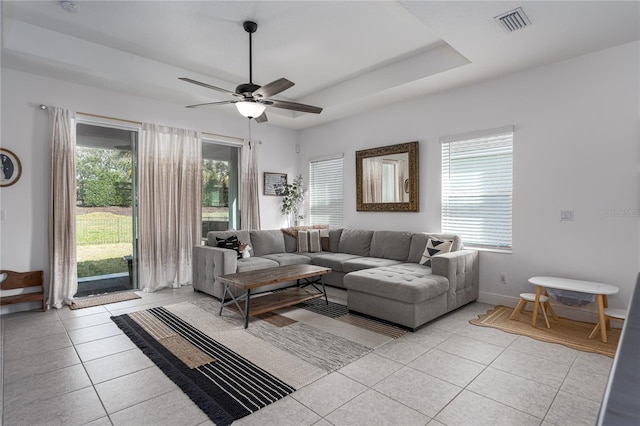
[138, 124, 201, 292]
[48, 107, 77, 308]
[241, 139, 261, 230]
[363, 157, 383, 203]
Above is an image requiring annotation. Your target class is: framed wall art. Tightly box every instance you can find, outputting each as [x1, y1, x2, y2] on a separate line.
[264, 172, 287, 196]
[0, 148, 22, 188]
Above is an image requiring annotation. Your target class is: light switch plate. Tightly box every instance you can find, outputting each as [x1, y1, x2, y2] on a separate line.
[560, 210, 574, 221]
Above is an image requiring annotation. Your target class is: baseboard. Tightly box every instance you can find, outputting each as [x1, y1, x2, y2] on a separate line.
[478, 291, 622, 326]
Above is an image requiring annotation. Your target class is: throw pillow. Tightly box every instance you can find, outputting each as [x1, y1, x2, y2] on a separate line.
[420, 237, 453, 266]
[320, 229, 330, 251]
[297, 230, 322, 253]
[216, 236, 241, 259]
[308, 230, 322, 253]
[297, 231, 309, 253]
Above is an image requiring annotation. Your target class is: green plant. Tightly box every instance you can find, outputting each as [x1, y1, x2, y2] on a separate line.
[276, 174, 305, 225]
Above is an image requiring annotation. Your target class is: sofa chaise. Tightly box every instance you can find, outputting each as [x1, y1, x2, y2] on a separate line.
[192, 228, 478, 329]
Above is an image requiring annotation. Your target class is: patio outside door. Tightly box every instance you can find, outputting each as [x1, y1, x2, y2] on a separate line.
[75, 123, 139, 297]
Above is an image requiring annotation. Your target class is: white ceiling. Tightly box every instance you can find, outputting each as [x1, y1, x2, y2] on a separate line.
[2, 1, 639, 129]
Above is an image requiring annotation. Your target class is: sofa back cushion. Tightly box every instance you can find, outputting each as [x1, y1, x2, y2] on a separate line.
[329, 229, 343, 252]
[250, 229, 286, 256]
[408, 232, 462, 263]
[370, 231, 413, 261]
[338, 229, 374, 256]
[207, 230, 253, 256]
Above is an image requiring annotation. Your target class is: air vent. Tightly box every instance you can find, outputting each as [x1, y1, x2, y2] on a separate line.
[494, 7, 531, 32]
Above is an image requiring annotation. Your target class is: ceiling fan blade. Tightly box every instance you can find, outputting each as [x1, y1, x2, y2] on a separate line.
[255, 111, 268, 123]
[253, 78, 294, 99]
[186, 100, 237, 109]
[179, 77, 239, 97]
[266, 99, 323, 114]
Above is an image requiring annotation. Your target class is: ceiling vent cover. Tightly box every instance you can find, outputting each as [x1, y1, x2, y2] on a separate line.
[495, 7, 531, 32]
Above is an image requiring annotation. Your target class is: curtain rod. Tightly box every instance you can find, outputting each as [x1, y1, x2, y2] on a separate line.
[39, 104, 247, 143]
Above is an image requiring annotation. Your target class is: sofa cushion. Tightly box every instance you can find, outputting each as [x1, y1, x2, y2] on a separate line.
[338, 229, 374, 256]
[207, 230, 253, 256]
[262, 253, 312, 267]
[344, 263, 449, 304]
[370, 231, 412, 261]
[342, 257, 403, 273]
[420, 237, 453, 266]
[310, 253, 362, 272]
[408, 233, 462, 264]
[236, 257, 279, 273]
[250, 230, 286, 256]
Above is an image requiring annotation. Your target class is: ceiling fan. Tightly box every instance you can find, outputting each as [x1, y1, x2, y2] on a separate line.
[179, 20, 323, 123]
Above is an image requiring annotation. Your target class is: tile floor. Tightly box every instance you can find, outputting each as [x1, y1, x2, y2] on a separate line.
[1, 286, 613, 426]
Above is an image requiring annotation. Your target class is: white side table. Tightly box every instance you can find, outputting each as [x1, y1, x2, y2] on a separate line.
[528, 276, 619, 342]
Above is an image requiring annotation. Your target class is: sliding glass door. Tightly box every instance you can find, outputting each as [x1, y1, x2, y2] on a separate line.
[75, 123, 139, 296]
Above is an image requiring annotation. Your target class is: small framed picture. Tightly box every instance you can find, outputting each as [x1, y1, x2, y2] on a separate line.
[0, 148, 22, 187]
[264, 172, 287, 196]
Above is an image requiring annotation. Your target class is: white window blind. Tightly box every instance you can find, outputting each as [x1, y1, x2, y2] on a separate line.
[441, 127, 513, 250]
[309, 154, 343, 227]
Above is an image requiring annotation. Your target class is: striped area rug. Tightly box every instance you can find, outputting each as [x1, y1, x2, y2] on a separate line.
[111, 298, 406, 425]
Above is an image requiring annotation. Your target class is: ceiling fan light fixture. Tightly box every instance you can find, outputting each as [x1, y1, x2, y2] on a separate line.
[235, 101, 266, 118]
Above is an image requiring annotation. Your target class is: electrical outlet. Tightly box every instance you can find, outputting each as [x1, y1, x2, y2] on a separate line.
[500, 273, 507, 284]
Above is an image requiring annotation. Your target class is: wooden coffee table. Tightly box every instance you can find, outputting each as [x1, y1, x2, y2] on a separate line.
[217, 264, 331, 328]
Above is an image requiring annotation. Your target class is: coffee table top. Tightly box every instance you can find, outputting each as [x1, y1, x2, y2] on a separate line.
[529, 276, 619, 295]
[218, 264, 331, 290]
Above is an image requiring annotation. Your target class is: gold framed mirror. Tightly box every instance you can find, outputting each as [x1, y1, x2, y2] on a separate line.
[356, 141, 419, 212]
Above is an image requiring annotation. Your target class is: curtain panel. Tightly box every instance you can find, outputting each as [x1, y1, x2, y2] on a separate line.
[138, 124, 201, 292]
[240, 139, 261, 230]
[48, 107, 78, 308]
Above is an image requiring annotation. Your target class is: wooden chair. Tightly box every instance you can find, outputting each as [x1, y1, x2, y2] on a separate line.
[589, 307, 626, 339]
[0, 270, 47, 312]
[510, 292, 558, 328]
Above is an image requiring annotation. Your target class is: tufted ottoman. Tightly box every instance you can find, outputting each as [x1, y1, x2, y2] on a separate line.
[344, 263, 450, 330]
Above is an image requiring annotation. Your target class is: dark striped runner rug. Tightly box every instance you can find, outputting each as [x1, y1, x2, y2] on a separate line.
[112, 307, 295, 426]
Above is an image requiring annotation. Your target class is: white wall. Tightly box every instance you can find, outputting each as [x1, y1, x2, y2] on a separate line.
[0, 69, 298, 295]
[299, 41, 640, 319]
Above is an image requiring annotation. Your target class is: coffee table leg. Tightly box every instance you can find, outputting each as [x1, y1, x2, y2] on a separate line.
[321, 280, 328, 305]
[219, 284, 229, 315]
[244, 289, 251, 329]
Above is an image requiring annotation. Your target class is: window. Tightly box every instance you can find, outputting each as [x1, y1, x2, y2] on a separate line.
[441, 126, 513, 251]
[201, 139, 241, 236]
[309, 154, 344, 227]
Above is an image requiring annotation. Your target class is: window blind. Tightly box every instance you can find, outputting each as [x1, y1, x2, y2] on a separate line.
[309, 155, 344, 227]
[441, 127, 513, 250]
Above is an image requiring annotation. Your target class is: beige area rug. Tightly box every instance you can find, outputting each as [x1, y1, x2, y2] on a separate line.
[70, 291, 140, 310]
[110, 298, 406, 425]
[471, 305, 620, 358]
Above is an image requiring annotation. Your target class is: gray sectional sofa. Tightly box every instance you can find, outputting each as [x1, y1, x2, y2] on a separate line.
[192, 228, 478, 330]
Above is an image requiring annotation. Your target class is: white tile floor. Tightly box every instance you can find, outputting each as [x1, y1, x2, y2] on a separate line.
[1, 286, 613, 426]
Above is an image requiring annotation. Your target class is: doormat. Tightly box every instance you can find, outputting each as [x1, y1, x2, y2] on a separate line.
[111, 299, 406, 425]
[70, 291, 141, 310]
[471, 305, 620, 358]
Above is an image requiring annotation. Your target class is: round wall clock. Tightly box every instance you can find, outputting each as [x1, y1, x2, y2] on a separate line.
[0, 148, 22, 187]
